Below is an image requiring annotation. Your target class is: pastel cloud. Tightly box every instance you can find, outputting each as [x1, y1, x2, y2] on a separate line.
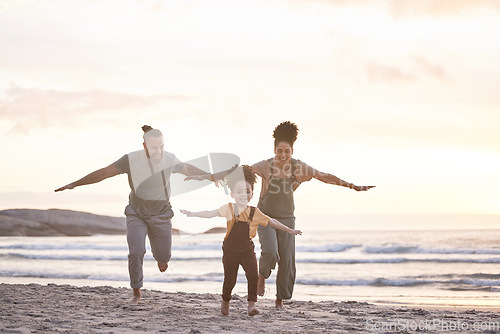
[0, 85, 190, 133]
[293, 0, 500, 17]
[365, 57, 448, 84]
[366, 62, 417, 83]
[386, 0, 500, 18]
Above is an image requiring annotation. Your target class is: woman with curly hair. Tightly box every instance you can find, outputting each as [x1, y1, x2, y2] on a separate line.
[251, 121, 375, 308]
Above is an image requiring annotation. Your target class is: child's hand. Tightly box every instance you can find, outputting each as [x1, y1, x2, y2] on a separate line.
[180, 209, 193, 217]
[289, 228, 302, 235]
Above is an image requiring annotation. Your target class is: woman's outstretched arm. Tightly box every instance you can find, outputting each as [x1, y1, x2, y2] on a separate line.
[296, 161, 375, 191]
[314, 170, 375, 191]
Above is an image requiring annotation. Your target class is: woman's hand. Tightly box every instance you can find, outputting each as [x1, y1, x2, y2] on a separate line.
[353, 185, 376, 192]
[180, 209, 194, 217]
[54, 183, 76, 192]
[288, 228, 302, 235]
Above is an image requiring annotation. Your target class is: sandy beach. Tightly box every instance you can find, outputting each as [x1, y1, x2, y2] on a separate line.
[1, 283, 499, 333]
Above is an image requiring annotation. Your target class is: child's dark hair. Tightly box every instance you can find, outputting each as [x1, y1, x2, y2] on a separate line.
[225, 165, 256, 191]
[273, 121, 298, 148]
[142, 125, 163, 140]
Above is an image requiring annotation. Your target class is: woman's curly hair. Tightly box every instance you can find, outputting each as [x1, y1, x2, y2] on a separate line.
[273, 121, 298, 148]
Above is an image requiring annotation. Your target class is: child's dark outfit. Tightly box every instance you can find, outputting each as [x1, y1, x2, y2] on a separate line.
[218, 203, 270, 302]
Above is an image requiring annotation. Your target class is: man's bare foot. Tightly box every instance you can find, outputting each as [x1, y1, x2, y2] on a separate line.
[221, 300, 230, 316]
[247, 301, 259, 316]
[257, 274, 265, 296]
[157, 261, 168, 272]
[275, 298, 284, 309]
[129, 288, 141, 304]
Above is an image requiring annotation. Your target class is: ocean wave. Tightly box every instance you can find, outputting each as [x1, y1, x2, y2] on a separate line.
[4, 242, 498, 257]
[467, 273, 500, 279]
[296, 277, 500, 288]
[296, 244, 360, 253]
[364, 245, 500, 255]
[0, 244, 128, 251]
[4, 253, 129, 261]
[0, 243, 223, 252]
[296, 257, 500, 264]
[2, 253, 221, 262]
[0, 271, 95, 280]
[456, 279, 500, 287]
[295, 277, 433, 287]
[4, 252, 500, 264]
[0, 243, 358, 253]
[0, 270, 225, 284]
[1, 270, 498, 289]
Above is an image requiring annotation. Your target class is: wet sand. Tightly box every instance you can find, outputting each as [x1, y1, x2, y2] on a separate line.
[1, 283, 499, 333]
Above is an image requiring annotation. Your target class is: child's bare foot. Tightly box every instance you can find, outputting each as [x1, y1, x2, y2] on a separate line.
[275, 298, 284, 309]
[221, 300, 230, 316]
[157, 261, 168, 272]
[129, 288, 141, 304]
[247, 301, 259, 316]
[257, 274, 265, 296]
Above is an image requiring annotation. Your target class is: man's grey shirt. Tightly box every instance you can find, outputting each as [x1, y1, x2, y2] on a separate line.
[114, 150, 183, 217]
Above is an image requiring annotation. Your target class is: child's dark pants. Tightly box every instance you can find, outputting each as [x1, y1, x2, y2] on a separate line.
[222, 245, 258, 302]
[221, 207, 258, 302]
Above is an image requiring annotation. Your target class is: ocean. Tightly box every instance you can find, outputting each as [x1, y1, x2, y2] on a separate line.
[1, 229, 499, 308]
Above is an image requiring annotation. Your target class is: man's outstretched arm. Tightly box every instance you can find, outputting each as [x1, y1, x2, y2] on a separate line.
[181, 163, 238, 182]
[178, 163, 210, 178]
[54, 164, 120, 192]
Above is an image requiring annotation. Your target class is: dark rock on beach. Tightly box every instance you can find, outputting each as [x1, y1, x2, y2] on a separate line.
[0, 208, 126, 236]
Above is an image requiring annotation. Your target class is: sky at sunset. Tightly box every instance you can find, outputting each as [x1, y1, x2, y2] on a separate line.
[1, 0, 499, 231]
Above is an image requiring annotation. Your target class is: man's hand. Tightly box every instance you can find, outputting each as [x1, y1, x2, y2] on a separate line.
[184, 175, 208, 181]
[184, 175, 225, 188]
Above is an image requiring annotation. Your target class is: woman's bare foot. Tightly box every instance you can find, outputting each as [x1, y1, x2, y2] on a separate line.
[257, 274, 265, 296]
[129, 288, 141, 304]
[247, 301, 259, 316]
[221, 300, 230, 316]
[157, 261, 168, 272]
[275, 298, 284, 309]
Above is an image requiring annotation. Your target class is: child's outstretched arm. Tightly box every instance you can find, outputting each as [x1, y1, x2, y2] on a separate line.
[268, 218, 302, 235]
[180, 209, 221, 219]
